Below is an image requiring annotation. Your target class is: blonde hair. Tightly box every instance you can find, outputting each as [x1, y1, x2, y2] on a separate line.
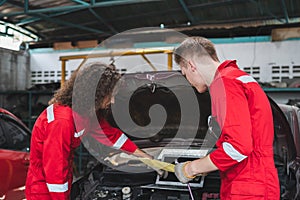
[174, 36, 219, 66]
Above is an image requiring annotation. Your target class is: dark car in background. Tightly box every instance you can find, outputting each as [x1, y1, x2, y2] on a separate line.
[277, 104, 300, 199]
[71, 71, 300, 200]
[0, 108, 31, 200]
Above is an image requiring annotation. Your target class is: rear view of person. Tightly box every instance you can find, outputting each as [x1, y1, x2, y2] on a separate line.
[25, 62, 153, 200]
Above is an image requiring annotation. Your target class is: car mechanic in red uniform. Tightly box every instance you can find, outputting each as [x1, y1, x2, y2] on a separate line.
[173, 37, 280, 199]
[25, 63, 153, 200]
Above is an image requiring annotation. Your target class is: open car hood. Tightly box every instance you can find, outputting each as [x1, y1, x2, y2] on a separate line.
[111, 71, 211, 140]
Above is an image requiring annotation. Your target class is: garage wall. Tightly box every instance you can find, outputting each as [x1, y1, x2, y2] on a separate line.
[216, 40, 300, 83]
[29, 48, 172, 86]
[0, 48, 30, 90]
[29, 39, 300, 85]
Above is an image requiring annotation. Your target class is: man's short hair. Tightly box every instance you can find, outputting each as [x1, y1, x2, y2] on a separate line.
[174, 36, 219, 66]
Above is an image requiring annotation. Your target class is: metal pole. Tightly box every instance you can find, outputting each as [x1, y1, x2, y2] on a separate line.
[61, 60, 66, 87]
[28, 91, 32, 129]
[141, 54, 157, 71]
[167, 52, 173, 70]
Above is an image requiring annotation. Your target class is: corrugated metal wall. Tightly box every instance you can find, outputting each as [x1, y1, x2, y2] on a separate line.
[0, 47, 30, 91]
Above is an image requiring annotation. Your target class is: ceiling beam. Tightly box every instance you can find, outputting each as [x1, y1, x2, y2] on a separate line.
[5, 0, 104, 35]
[17, 3, 116, 34]
[88, 8, 118, 34]
[188, 0, 244, 9]
[0, 0, 160, 17]
[248, 0, 285, 23]
[39, 20, 96, 33]
[24, 7, 118, 35]
[13, 0, 153, 35]
[280, 0, 289, 23]
[178, 0, 195, 24]
[34, 13, 104, 34]
[24, 0, 29, 13]
[16, 8, 84, 26]
[103, 1, 245, 24]
[0, 0, 7, 6]
[110, 0, 246, 24]
[72, 0, 90, 6]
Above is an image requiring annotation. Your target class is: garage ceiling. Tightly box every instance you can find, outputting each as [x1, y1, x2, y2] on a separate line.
[1, 0, 300, 49]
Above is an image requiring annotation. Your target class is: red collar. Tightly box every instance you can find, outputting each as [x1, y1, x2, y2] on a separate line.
[213, 60, 237, 80]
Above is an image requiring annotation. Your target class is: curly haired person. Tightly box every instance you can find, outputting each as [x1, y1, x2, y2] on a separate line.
[25, 62, 153, 200]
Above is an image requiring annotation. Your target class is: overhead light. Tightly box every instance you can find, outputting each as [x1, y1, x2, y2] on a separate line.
[160, 24, 164, 29]
[187, 21, 191, 26]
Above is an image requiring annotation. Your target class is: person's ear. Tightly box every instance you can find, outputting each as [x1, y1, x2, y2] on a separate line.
[188, 60, 197, 72]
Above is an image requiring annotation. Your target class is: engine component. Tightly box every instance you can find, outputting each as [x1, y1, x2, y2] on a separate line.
[122, 187, 131, 200]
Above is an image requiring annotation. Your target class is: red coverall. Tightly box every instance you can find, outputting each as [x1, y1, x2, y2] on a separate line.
[209, 60, 280, 199]
[25, 104, 137, 200]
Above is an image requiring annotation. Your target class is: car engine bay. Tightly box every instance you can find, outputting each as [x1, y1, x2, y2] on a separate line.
[72, 147, 220, 200]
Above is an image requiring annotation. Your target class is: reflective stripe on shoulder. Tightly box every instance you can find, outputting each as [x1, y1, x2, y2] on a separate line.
[74, 129, 85, 138]
[47, 104, 55, 123]
[236, 75, 257, 83]
[46, 182, 68, 192]
[113, 133, 128, 149]
[222, 142, 247, 162]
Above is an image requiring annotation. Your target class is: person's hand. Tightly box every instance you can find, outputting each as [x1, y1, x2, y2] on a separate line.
[133, 148, 153, 159]
[133, 149, 168, 178]
[174, 161, 195, 183]
[155, 168, 168, 179]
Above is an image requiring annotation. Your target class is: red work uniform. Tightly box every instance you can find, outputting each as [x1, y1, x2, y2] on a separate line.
[25, 104, 137, 200]
[209, 60, 280, 199]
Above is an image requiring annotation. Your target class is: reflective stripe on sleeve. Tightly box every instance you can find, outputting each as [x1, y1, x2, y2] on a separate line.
[222, 142, 247, 162]
[113, 133, 128, 149]
[47, 104, 54, 123]
[236, 75, 257, 83]
[46, 182, 68, 192]
[74, 129, 85, 138]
